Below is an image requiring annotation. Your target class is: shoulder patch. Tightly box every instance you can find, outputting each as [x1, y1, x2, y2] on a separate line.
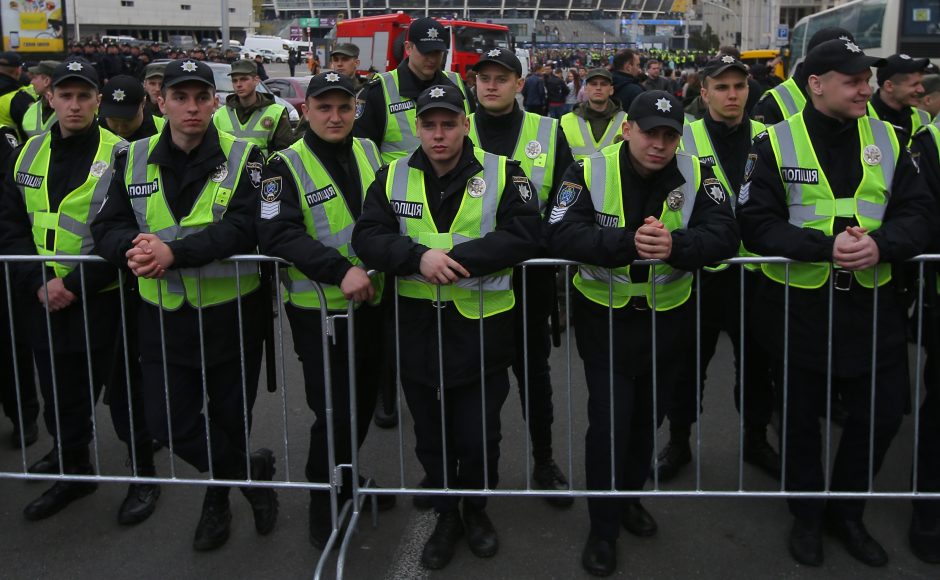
[261, 176, 282, 202]
[512, 175, 533, 203]
[743, 153, 757, 182]
[758, 92, 771, 103]
[246, 161, 263, 188]
[4, 132, 18, 149]
[355, 99, 365, 119]
[555, 181, 582, 208]
[753, 130, 769, 143]
[703, 179, 726, 205]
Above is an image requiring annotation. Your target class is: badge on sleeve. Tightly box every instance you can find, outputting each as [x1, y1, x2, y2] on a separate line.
[548, 181, 582, 224]
[743, 153, 757, 182]
[513, 175, 532, 203]
[355, 100, 365, 119]
[246, 161, 262, 188]
[259, 177, 282, 219]
[5, 132, 17, 149]
[703, 178, 726, 205]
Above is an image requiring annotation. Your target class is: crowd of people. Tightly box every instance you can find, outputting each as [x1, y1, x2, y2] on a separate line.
[0, 18, 939, 578]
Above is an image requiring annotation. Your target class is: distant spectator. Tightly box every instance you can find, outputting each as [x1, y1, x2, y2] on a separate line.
[611, 49, 644, 112]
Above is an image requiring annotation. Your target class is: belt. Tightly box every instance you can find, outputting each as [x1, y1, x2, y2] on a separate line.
[833, 269, 853, 292]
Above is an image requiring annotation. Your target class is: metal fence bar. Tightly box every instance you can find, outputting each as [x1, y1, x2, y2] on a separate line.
[194, 270, 214, 480]
[39, 264, 65, 477]
[912, 261, 925, 492]
[116, 271, 139, 477]
[77, 262, 101, 475]
[737, 265, 745, 491]
[824, 265, 834, 492]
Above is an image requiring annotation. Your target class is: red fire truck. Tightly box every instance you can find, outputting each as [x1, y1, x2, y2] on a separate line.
[333, 14, 511, 79]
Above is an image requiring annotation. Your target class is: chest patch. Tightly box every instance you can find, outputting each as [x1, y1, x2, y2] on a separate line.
[305, 185, 338, 207]
[388, 100, 415, 115]
[15, 172, 43, 189]
[392, 200, 423, 219]
[780, 167, 819, 184]
[127, 179, 159, 198]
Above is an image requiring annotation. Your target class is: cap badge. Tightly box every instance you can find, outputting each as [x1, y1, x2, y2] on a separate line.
[467, 176, 486, 198]
[89, 161, 109, 178]
[325, 72, 340, 82]
[655, 97, 672, 113]
[863, 144, 882, 166]
[181, 60, 198, 72]
[426, 28, 440, 40]
[525, 140, 542, 159]
[66, 62, 83, 71]
[487, 49, 501, 57]
[721, 55, 735, 64]
[111, 89, 125, 102]
[838, 35, 851, 41]
[899, 54, 911, 60]
[429, 86, 446, 99]
[667, 189, 684, 211]
[844, 41, 861, 54]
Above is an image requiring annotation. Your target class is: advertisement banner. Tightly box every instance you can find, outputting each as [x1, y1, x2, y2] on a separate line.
[2, 0, 66, 53]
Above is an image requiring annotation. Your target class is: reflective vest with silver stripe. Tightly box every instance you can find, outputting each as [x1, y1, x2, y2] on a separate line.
[763, 77, 806, 120]
[273, 137, 384, 311]
[559, 109, 626, 161]
[764, 113, 899, 289]
[376, 69, 470, 163]
[385, 146, 513, 319]
[212, 100, 285, 155]
[468, 110, 557, 212]
[15, 127, 124, 281]
[573, 143, 700, 311]
[867, 101, 931, 146]
[126, 131, 260, 310]
[0, 87, 26, 132]
[22, 100, 56, 138]
[681, 117, 765, 271]
[922, 124, 940, 294]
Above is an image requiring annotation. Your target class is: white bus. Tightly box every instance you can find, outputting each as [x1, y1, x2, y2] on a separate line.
[789, 0, 940, 76]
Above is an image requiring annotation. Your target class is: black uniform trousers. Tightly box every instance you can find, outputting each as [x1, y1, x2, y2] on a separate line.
[915, 300, 940, 525]
[0, 283, 38, 430]
[574, 295, 689, 541]
[667, 267, 774, 430]
[285, 302, 383, 489]
[511, 265, 557, 463]
[402, 370, 510, 514]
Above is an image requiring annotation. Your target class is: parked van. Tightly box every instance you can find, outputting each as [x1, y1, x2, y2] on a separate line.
[243, 35, 291, 54]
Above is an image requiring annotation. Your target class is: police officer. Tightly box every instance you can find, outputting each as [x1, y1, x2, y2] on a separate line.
[0, 123, 39, 448]
[738, 39, 934, 567]
[868, 54, 932, 145]
[919, 74, 940, 123]
[142, 63, 165, 118]
[16, 61, 58, 139]
[752, 27, 855, 125]
[0, 52, 32, 134]
[547, 90, 739, 577]
[468, 47, 575, 506]
[98, 75, 165, 141]
[910, 116, 940, 564]
[560, 68, 626, 161]
[0, 58, 161, 524]
[655, 56, 779, 482]
[256, 71, 393, 549]
[352, 84, 540, 570]
[91, 59, 278, 551]
[329, 43, 367, 93]
[213, 59, 292, 157]
[354, 17, 474, 164]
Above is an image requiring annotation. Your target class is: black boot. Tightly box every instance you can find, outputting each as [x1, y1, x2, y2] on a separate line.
[11, 419, 38, 448]
[621, 500, 657, 537]
[421, 510, 464, 570]
[581, 533, 617, 577]
[910, 510, 940, 564]
[533, 458, 574, 508]
[373, 391, 398, 429]
[743, 425, 781, 480]
[652, 429, 691, 482]
[825, 515, 888, 567]
[118, 463, 160, 526]
[788, 517, 823, 566]
[240, 448, 279, 535]
[193, 486, 232, 551]
[27, 445, 60, 474]
[23, 448, 97, 521]
[462, 502, 498, 558]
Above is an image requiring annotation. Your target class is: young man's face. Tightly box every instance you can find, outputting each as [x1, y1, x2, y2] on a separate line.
[809, 70, 873, 120]
[405, 43, 444, 81]
[329, 54, 360, 78]
[231, 73, 259, 99]
[159, 83, 217, 138]
[49, 81, 100, 135]
[302, 91, 355, 144]
[417, 109, 469, 167]
[585, 78, 613, 106]
[701, 69, 749, 123]
[474, 63, 521, 115]
[623, 121, 680, 177]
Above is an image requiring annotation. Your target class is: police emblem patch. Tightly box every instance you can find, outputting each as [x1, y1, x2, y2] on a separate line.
[743, 153, 757, 182]
[525, 140, 542, 159]
[705, 182, 726, 205]
[246, 161, 262, 188]
[210, 163, 229, 183]
[261, 117, 274, 129]
[467, 176, 486, 198]
[667, 189, 684, 211]
[89, 161, 109, 178]
[863, 144, 882, 166]
[512, 176, 532, 203]
[4, 132, 17, 149]
[261, 177, 282, 202]
[355, 100, 365, 119]
[548, 181, 582, 225]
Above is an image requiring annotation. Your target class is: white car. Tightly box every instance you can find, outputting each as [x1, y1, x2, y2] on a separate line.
[257, 49, 289, 63]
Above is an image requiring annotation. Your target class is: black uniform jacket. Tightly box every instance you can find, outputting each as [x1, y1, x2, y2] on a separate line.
[751, 65, 806, 126]
[0, 124, 121, 352]
[352, 137, 541, 389]
[353, 59, 475, 147]
[869, 90, 915, 144]
[257, 131, 365, 287]
[737, 102, 935, 375]
[91, 124, 267, 368]
[546, 143, 739, 371]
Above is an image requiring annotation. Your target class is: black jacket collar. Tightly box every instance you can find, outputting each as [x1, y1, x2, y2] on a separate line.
[395, 59, 453, 100]
[618, 141, 684, 194]
[148, 122, 225, 170]
[408, 136, 480, 178]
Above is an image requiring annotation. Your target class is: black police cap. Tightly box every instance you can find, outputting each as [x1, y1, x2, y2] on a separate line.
[877, 53, 931, 85]
[51, 58, 99, 90]
[803, 38, 885, 78]
[306, 70, 357, 98]
[807, 27, 855, 53]
[701, 54, 749, 79]
[0, 51, 22, 67]
[626, 90, 684, 134]
[408, 18, 448, 54]
[415, 84, 465, 116]
[99, 75, 146, 119]
[472, 47, 522, 76]
[162, 59, 215, 89]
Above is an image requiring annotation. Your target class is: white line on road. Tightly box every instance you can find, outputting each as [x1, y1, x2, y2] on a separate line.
[384, 510, 435, 580]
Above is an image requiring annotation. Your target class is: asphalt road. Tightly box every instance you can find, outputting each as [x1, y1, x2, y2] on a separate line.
[1, 64, 938, 578]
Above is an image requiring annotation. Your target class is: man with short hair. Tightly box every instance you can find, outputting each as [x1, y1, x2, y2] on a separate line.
[560, 68, 627, 160]
[213, 59, 292, 156]
[330, 43, 366, 92]
[353, 84, 540, 570]
[545, 67, 569, 119]
[869, 53, 932, 144]
[91, 58, 279, 552]
[354, 17, 473, 164]
[0, 52, 29, 133]
[253, 53, 269, 81]
[611, 49, 644, 113]
[643, 58, 668, 91]
[16, 61, 58, 138]
[142, 63, 165, 118]
[739, 39, 934, 568]
[919, 74, 940, 122]
[98, 75, 165, 141]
